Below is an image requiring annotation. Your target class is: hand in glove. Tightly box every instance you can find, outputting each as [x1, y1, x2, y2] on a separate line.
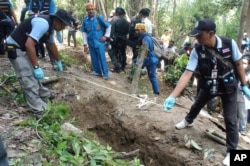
[241, 85, 250, 100]
[55, 60, 63, 72]
[34, 67, 44, 80]
[163, 96, 176, 111]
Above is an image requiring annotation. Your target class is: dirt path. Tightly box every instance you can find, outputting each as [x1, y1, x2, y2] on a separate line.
[1, 46, 250, 165]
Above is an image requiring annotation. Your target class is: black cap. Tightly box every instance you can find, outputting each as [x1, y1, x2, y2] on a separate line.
[50, 9, 72, 26]
[188, 18, 216, 37]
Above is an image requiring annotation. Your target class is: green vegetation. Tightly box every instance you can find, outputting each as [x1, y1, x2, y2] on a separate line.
[0, 69, 141, 165]
[10, 102, 142, 166]
[0, 70, 25, 104]
[163, 54, 189, 86]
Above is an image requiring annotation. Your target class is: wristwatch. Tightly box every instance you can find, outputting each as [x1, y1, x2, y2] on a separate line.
[33, 65, 39, 69]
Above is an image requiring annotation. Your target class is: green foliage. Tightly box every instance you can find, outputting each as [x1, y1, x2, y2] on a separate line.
[163, 54, 189, 86]
[60, 51, 80, 67]
[0, 71, 26, 104]
[11, 102, 142, 166]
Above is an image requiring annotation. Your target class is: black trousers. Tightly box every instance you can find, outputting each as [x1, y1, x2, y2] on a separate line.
[185, 88, 238, 152]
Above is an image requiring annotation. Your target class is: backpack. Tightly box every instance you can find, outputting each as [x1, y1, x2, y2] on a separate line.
[151, 36, 165, 58]
[140, 33, 165, 58]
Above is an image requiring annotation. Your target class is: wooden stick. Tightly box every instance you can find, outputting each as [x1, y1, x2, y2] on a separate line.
[113, 149, 140, 159]
[131, 44, 148, 94]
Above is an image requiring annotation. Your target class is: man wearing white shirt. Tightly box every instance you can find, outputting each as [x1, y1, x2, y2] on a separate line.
[139, 8, 152, 35]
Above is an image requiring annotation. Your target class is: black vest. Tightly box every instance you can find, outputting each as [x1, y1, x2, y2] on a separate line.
[0, 0, 11, 17]
[196, 36, 237, 94]
[128, 15, 141, 41]
[10, 15, 53, 51]
[30, 0, 51, 15]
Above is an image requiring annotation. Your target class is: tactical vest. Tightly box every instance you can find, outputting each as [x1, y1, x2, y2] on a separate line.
[128, 15, 141, 41]
[0, 0, 11, 17]
[196, 36, 238, 94]
[10, 15, 53, 51]
[30, 0, 51, 14]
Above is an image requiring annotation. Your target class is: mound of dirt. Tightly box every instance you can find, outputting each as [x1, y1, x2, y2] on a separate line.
[1, 46, 250, 166]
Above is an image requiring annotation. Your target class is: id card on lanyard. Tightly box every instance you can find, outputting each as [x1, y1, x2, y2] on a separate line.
[211, 56, 217, 79]
[211, 68, 218, 79]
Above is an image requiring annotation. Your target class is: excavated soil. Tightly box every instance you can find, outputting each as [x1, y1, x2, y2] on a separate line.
[1, 45, 250, 166]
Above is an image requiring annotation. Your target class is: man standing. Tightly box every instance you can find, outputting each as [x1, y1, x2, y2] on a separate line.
[20, 0, 30, 22]
[135, 23, 160, 95]
[6, 9, 71, 119]
[109, 7, 129, 72]
[28, 0, 56, 15]
[160, 29, 171, 50]
[127, 12, 141, 64]
[67, 10, 78, 48]
[0, 0, 18, 55]
[162, 18, 250, 166]
[138, 8, 152, 35]
[81, 2, 111, 80]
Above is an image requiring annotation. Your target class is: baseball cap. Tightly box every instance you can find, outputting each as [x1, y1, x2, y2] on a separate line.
[50, 9, 72, 26]
[188, 18, 216, 37]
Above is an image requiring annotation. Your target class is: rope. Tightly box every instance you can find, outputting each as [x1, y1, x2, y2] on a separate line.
[61, 72, 163, 108]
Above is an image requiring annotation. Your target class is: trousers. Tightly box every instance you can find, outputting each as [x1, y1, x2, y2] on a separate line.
[9, 49, 51, 114]
[185, 88, 238, 152]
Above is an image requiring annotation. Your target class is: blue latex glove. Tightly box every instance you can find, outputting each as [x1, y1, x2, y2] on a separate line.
[55, 60, 63, 72]
[34, 67, 44, 80]
[241, 85, 250, 100]
[163, 96, 176, 111]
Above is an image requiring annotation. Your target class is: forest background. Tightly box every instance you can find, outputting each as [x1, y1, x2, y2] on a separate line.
[11, 0, 250, 51]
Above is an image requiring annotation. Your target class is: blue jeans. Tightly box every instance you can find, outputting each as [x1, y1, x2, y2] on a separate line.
[144, 62, 159, 94]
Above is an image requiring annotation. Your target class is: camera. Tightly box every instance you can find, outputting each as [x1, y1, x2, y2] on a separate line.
[207, 79, 217, 95]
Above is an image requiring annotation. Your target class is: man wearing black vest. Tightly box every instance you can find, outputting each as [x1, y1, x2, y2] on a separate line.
[0, 0, 18, 25]
[0, 0, 18, 55]
[5, 9, 71, 119]
[162, 18, 250, 166]
[109, 7, 129, 72]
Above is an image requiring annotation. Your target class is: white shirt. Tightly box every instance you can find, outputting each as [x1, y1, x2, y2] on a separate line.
[141, 17, 152, 34]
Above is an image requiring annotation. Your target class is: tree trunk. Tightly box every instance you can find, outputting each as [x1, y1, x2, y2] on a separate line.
[152, 0, 159, 36]
[237, 0, 249, 48]
[131, 44, 148, 94]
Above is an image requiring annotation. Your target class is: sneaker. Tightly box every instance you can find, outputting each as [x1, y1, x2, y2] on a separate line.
[175, 119, 193, 130]
[90, 71, 102, 77]
[103, 76, 109, 80]
[240, 131, 247, 136]
[222, 153, 230, 166]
